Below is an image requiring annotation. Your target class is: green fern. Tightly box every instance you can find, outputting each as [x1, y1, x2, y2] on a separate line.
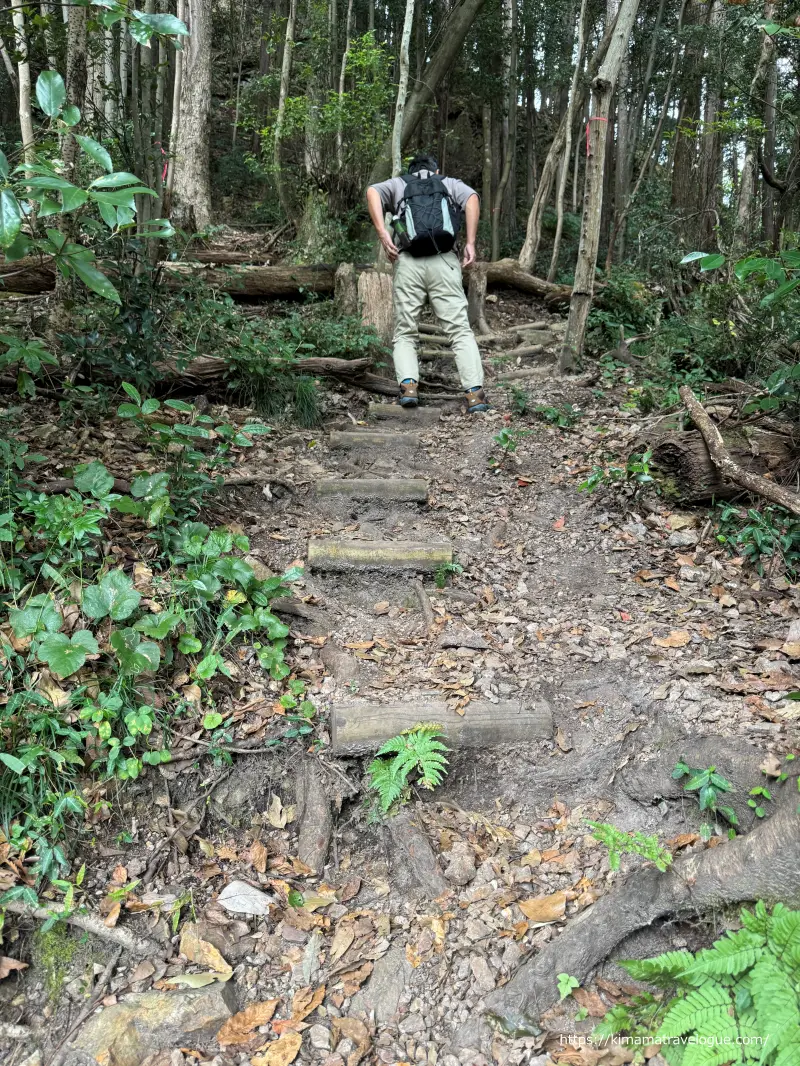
[621, 951, 698, 986]
[657, 982, 734, 1040]
[368, 723, 449, 813]
[682, 928, 766, 979]
[751, 955, 800, 1050]
[769, 905, 800, 983]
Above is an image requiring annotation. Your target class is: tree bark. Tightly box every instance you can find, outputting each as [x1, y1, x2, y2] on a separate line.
[274, 0, 298, 224]
[467, 263, 491, 335]
[392, 0, 415, 176]
[734, 3, 775, 252]
[10, 0, 34, 162]
[482, 103, 493, 209]
[761, 48, 777, 248]
[547, 0, 588, 282]
[669, 0, 703, 234]
[336, 0, 354, 171]
[559, 0, 641, 372]
[491, 0, 516, 262]
[171, 0, 213, 231]
[369, 0, 487, 182]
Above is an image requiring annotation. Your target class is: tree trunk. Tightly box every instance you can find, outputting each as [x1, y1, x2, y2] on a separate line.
[10, 1, 34, 161]
[491, 0, 517, 262]
[669, 0, 703, 234]
[336, 0, 354, 170]
[165, 0, 185, 208]
[518, 13, 618, 273]
[467, 263, 491, 335]
[482, 103, 493, 209]
[392, 0, 415, 177]
[274, 0, 298, 224]
[734, 3, 775, 252]
[369, 0, 487, 182]
[697, 0, 722, 249]
[761, 49, 777, 248]
[547, 0, 588, 282]
[358, 270, 394, 343]
[559, 0, 641, 372]
[171, 0, 213, 231]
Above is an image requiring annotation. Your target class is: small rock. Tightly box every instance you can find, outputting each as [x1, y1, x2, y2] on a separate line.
[217, 880, 274, 916]
[786, 619, 800, 643]
[668, 530, 699, 548]
[469, 956, 495, 993]
[443, 842, 476, 887]
[439, 628, 489, 651]
[309, 1024, 332, 1051]
[351, 944, 411, 1024]
[244, 554, 275, 581]
[399, 1013, 426, 1035]
[679, 565, 707, 584]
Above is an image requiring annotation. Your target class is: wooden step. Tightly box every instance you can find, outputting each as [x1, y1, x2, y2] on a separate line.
[308, 539, 451, 571]
[329, 430, 420, 450]
[368, 403, 442, 427]
[314, 478, 429, 502]
[331, 698, 553, 754]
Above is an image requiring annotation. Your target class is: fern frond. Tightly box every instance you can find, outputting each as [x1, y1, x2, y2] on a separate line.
[775, 1037, 800, 1066]
[368, 757, 406, 811]
[738, 1008, 765, 1062]
[751, 955, 800, 1050]
[683, 929, 766, 979]
[741, 901, 770, 937]
[768, 905, 800, 983]
[401, 721, 445, 737]
[622, 952, 699, 986]
[661, 1041, 685, 1066]
[375, 735, 408, 757]
[683, 1040, 743, 1066]
[656, 983, 733, 1040]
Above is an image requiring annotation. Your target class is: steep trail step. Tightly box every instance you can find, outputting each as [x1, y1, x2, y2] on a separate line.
[314, 478, 429, 502]
[308, 538, 452, 571]
[367, 403, 443, 426]
[331, 698, 554, 753]
[329, 429, 420, 450]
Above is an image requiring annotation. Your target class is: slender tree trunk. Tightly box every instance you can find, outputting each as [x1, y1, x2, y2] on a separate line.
[762, 48, 777, 248]
[482, 103, 493, 209]
[61, 3, 87, 176]
[392, 0, 415, 177]
[369, 0, 487, 182]
[670, 0, 703, 232]
[518, 13, 618, 272]
[733, 3, 775, 252]
[232, 0, 248, 145]
[11, 1, 34, 161]
[165, 0, 185, 205]
[560, 0, 641, 372]
[610, 46, 630, 262]
[525, 53, 536, 203]
[40, 2, 58, 69]
[698, 0, 722, 248]
[0, 32, 18, 98]
[274, 0, 298, 223]
[171, 0, 213, 230]
[336, 0, 354, 171]
[548, 0, 588, 282]
[491, 0, 516, 261]
[628, 0, 665, 158]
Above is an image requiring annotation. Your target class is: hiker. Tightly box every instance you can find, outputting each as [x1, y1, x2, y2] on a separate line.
[366, 154, 488, 413]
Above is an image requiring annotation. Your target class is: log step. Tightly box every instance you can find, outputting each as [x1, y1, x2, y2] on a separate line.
[329, 430, 420, 450]
[368, 403, 442, 426]
[314, 478, 429, 502]
[331, 698, 553, 754]
[308, 539, 451, 572]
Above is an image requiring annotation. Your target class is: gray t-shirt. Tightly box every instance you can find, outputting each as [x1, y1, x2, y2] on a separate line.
[369, 171, 479, 215]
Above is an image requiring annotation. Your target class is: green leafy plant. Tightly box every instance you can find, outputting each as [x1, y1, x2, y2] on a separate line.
[715, 504, 800, 578]
[586, 821, 672, 872]
[534, 403, 582, 428]
[434, 562, 464, 590]
[368, 724, 449, 813]
[489, 427, 531, 469]
[557, 973, 580, 1000]
[672, 760, 738, 840]
[578, 449, 654, 495]
[747, 786, 772, 819]
[601, 902, 800, 1066]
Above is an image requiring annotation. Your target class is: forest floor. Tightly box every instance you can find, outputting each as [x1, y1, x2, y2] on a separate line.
[2, 291, 799, 1066]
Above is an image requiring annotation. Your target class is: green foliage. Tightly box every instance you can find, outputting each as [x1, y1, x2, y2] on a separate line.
[586, 821, 672, 872]
[672, 761, 737, 840]
[578, 450, 653, 495]
[558, 973, 580, 1000]
[368, 724, 449, 813]
[434, 562, 464, 590]
[715, 504, 800, 579]
[534, 403, 582, 428]
[489, 427, 531, 469]
[602, 903, 800, 1066]
[586, 269, 660, 352]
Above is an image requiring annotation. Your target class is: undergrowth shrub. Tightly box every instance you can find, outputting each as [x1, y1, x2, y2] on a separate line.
[368, 724, 449, 813]
[595, 901, 800, 1066]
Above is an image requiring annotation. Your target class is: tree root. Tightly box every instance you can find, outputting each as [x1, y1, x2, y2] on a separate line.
[474, 778, 800, 1039]
[5, 902, 162, 957]
[295, 757, 333, 875]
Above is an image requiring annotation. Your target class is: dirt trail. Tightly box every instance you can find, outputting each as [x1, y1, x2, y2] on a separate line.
[9, 300, 799, 1066]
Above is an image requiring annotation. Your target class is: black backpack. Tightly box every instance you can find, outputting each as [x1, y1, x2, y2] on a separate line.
[391, 173, 463, 258]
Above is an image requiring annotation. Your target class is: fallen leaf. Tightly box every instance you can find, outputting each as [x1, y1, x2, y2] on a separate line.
[555, 727, 572, 753]
[129, 959, 155, 983]
[289, 983, 325, 1023]
[340, 961, 373, 996]
[344, 640, 375, 650]
[331, 1016, 371, 1066]
[572, 986, 607, 1017]
[781, 642, 800, 659]
[667, 833, 700, 852]
[267, 794, 295, 828]
[197, 838, 215, 859]
[0, 956, 28, 980]
[251, 840, 268, 874]
[759, 753, 783, 778]
[180, 922, 232, 974]
[553, 515, 567, 531]
[217, 844, 238, 861]
[155, 971, 225, 989]
[406, 942, 423, 968]
[521, 848, 541, 867]
[337, 877, 361, 902]
[652, 630, 691, 649]
[103, 900, 121, 928]
[663, 576, 681, 592]
[517, 890, 567, 923]
[217, 998, 280, 1045]
[329, 924, 355, 963]
[251, 1031, 303, 1066]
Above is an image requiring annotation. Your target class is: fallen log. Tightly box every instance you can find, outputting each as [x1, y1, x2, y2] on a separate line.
[470, 771, 800, 1040]
[646, 416, 796, 504]
[679, 386, 800, 516]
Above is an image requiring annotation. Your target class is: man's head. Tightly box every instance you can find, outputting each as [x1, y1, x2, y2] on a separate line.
[407, 153, 439, 175]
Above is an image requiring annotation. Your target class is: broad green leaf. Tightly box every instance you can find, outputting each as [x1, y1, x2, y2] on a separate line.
[761, 277, 800, 307]
[174, 423, 211, 439]
[73, 460, 115, 498]
[36, 70, 66, 117]
[74, 134, 114, 173]
[37, 198, 61, 217]
[0, 149, 8, 181]
[82, 569, 141, 621]
[134, 10, 190, 35]
[60, 186, 89, 214]
[178, 634, 202, 654]
[61, 104, 81, 126]
[699, 253, 725, 271]
[38, 629, 98, 678]
[2, 232, 32, 261]
[147, 496, 171, 526]
[128, 19, 153, 45]
[134, 611, 180, 639]
[97, 200, 119, 230]
[122, 382, 142, 403]
[70, 258, 121, 304]
[117, 403, 141, 418]
[203, 711, 223, 729]
[24, 175, 77, 192]
[9, 596, 62, 638]
[139, 217, 176, 238]
[0, 189, 22, 249]
[0, 752, 26, 774]
[131, 471, 169, 499]
[110, 628, 161, 675]
[679, 251, 707, 264]
[90, 188, 151, 207]
[90, 171, 147, 189]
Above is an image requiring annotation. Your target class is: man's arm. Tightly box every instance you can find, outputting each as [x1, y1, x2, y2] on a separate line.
[366, 186, 399, 263]
[462, 193, 479, 267]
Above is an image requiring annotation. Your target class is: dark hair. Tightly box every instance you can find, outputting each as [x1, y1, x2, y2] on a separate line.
[408, 153, 439, 174]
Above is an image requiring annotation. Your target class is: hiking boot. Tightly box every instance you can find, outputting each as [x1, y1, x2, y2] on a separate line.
[399, 379, 419, 407]
[465, 386, 489, 413]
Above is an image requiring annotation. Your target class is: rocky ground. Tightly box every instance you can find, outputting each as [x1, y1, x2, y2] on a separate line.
[1, 293, 798, 1066]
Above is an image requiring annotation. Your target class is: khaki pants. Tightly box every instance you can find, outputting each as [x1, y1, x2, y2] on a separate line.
[392, 251, 484, 390]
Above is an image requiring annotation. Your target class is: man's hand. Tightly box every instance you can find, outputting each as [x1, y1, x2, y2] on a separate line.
[462, 242, 476, 268]
[379, 229, 399, 262]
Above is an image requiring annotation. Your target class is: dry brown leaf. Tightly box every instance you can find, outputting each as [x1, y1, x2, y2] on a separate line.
[251, 1031, 303, 1066]
[343, 640, 375, 650]
[267, 794, 294, 828]
[781, 642, 800, 659]
[129, 959, 155, 983]
[663, 576, 681, 592]
[217, 844, 238, 861]
[217, 998, 280, 1045]
[103, 900, 121, 928]
[652, 630, 691, 649]
[572, 987, 607, 1017]
[180, 922, 232, 974]
[405, 943, 423, 968]
[329, 924, 355, 963]
[520, 848, 542, 867]
[555, 727, 572, 753]
[338, 877, 361, 902]
[667, 832, 700, 851]
[517, 890, 567, 923]
[330, 1016, 371, 1066]
[289, 983, 325, 1023]
[340, 961, 373, 996]
[0, 956, 28, 980]
[251, 840, 268, 874]
[759, 753, 783, 778]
